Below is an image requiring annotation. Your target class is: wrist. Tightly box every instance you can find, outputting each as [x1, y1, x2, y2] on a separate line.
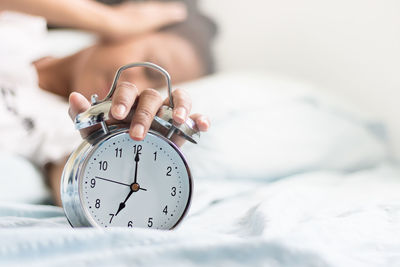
[33, 55, 74, 98]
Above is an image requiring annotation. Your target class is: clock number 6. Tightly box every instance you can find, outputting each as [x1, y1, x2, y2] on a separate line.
[128, 221, 133, 228]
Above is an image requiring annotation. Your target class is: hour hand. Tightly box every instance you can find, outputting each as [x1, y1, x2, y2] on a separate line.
[115, 202, 126, 216]
[115, 189, 133, 216]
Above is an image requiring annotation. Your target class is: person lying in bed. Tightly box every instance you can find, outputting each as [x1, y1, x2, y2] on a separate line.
[0, 0, 213, 205]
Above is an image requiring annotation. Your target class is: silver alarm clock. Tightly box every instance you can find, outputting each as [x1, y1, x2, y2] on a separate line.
[61, 62, 198, 229]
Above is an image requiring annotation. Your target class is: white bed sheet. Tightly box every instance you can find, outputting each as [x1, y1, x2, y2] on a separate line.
[0, 165, 399, 267]
[1, 71, 399, 266]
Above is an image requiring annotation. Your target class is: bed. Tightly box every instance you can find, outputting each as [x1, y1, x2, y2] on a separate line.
[1, 67, 399, 266]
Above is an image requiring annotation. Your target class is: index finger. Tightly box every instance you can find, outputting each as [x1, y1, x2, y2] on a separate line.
[110, 82, 139, 120]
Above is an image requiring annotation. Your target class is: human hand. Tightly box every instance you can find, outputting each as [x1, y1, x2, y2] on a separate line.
[102, 2, 187, 40]
[68, 82, 210, 145]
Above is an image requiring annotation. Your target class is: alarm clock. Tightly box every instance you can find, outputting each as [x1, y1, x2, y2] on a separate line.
[61, 62, 198, 229]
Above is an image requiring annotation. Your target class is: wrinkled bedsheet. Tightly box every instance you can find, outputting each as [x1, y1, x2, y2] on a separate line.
[1, 72, 399, 266]
[1, 165, 399, 267]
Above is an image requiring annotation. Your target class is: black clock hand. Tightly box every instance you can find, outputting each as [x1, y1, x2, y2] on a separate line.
[95, 176, 130, 187]
[133, 150, 140, 184]
[95, 176, 147, 190]
[115, 151, 142, 216]
[115, 189, 134, 216]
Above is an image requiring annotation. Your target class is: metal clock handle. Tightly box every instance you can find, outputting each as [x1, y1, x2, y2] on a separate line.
[100, 62, 174, 109]
[74, 62, 199, 143]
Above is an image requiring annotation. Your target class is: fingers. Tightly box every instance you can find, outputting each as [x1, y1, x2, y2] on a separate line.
[111, 2, 187, 39]
[68, 92, 93, 138]
[147, 2, 187, 27]
[68, 87, 209, 144]
[68, 92, 91, 120]
[130, 89, 163, 140]
[111, 82, 139, 120]
[190, 113, 210, 132]
[163, 89, 192, 124]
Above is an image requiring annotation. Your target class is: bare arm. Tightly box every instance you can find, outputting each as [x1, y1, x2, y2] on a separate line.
[0, 0, 187, 40]
[0, 0, 114, 34]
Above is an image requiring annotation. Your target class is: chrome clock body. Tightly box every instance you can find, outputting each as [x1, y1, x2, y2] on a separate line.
[60, 62, 199, 229]
[61, 126, 193, 229]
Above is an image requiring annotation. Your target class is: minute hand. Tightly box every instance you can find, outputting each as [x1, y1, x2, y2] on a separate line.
[133, 151, 140, 184]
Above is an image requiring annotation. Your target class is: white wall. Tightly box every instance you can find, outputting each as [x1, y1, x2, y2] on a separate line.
[199, 0, 400, 159]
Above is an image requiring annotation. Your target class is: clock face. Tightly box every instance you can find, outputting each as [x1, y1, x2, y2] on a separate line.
[79, 131, 191, 229]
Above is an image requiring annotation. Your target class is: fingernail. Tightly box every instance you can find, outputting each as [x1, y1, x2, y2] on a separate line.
[132, 124, 145, 139]
[201, 118, 210, 129]
[114, 105, 126, 118]
[175, 107, 186, 122]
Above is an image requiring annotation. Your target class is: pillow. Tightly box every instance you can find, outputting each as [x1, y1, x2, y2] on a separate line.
[178, 71, 389, 181]
[0, 152, 50, 204]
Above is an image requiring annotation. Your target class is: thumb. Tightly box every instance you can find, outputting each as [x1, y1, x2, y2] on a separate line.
[68, 92, 91, 121]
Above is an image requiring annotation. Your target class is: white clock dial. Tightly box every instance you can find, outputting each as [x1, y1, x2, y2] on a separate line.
[79, 131, 191, 229]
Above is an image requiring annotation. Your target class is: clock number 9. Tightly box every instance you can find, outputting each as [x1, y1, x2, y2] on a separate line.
[90, 178, 96, 188]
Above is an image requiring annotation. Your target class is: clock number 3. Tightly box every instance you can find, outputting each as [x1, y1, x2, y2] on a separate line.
[171, 187, 176, 196]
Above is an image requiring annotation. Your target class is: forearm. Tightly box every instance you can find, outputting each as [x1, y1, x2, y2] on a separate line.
[0, 0, 113, 35]
[45, 157, 69, 207]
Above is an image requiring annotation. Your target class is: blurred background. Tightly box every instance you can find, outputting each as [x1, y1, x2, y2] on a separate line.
[198, 0, 400, 159]
[42, 0, 400, 159]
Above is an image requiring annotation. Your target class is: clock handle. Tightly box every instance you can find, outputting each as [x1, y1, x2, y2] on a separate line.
[74, 62, 199, 144]
[100, 62, 174, 109]
[75, 62, 174, 132]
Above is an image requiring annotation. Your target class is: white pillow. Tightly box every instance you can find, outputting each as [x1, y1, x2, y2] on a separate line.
[0, 152, 50, 204]
[179, 71, 389, 181]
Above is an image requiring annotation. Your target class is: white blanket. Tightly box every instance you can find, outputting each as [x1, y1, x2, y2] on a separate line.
[1, 165, 399, 267]
[1, 72, 398, 267]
